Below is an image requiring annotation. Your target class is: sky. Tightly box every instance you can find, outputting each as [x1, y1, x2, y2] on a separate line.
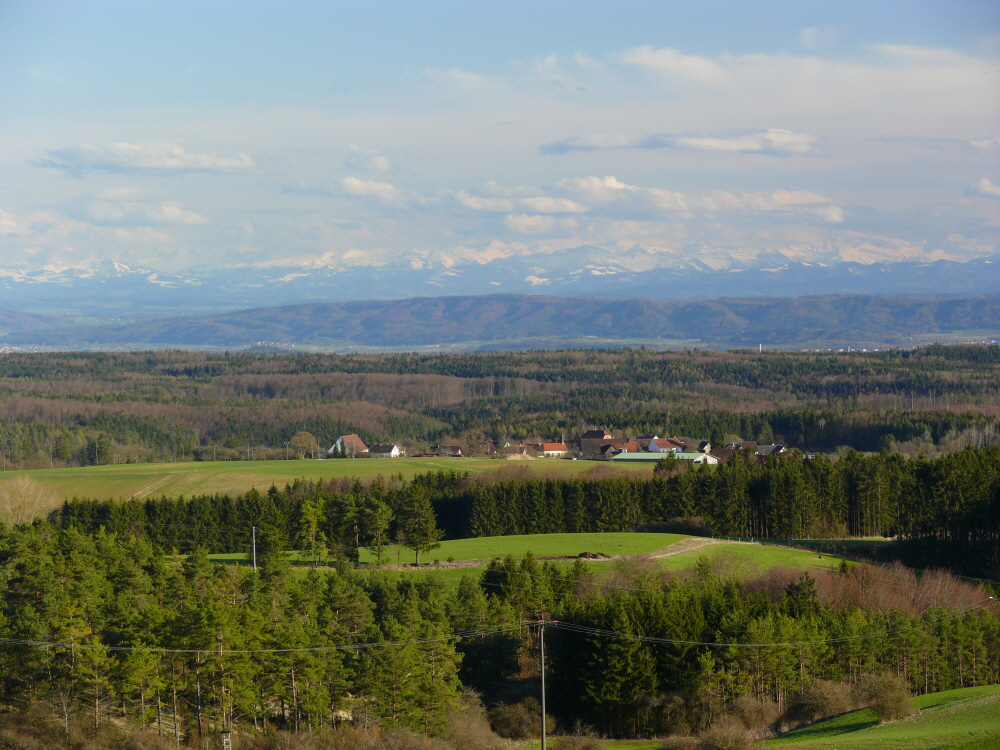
[0, 0, 998, 284]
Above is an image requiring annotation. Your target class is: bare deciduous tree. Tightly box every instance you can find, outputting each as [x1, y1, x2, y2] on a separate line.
[0, 475, 59, 524]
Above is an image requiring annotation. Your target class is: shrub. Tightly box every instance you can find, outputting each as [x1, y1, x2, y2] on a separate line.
[443, 689, 506, 750]
[726, 696, 779, 734]
[697, 717, 757, 750]
[488, 697, 554, 740]
[860, 674, 915, 722]
[785, 680, 852, 725]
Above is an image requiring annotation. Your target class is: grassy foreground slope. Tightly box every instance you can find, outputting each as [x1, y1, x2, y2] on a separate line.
[767, 684, 1000, 749]
[0, 457, 651, 504]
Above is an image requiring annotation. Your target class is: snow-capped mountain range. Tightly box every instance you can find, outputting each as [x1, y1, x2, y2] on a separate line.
[1, 240, 998, 317]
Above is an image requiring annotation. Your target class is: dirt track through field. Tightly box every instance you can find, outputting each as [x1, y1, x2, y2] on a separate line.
[133, 475, 172, 499]
[650, 537, 750, 558]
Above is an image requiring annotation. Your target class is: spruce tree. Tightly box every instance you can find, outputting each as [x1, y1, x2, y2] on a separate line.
[397, 489, 444, 565]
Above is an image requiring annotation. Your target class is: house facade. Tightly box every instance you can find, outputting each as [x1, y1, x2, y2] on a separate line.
[538, 442, 569, 458]
[369, 444, 403, 458]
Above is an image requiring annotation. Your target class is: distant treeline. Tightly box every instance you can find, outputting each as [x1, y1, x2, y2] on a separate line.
[2, 346, 999, 468]
[55, 447, 1000, 578]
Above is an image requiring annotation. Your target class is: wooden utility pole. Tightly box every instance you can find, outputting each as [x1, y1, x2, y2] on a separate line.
[540, 619, 547, 750]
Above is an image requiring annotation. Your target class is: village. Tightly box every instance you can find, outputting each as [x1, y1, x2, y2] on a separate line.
[321, 429, 786, 464]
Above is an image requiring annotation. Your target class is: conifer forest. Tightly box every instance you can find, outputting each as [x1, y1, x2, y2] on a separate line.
[0, 345, 999, 748]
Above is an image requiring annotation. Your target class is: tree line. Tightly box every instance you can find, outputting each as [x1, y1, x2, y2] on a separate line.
[54, 446, 1000, 578]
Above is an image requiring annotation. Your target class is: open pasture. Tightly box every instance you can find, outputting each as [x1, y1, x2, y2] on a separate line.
[208, 531, 691, 569]
[205, 534, 852, 587]
[0, 456, 653, 504]
[658, 539, 852, 577]
[766, 683, 1000, 749]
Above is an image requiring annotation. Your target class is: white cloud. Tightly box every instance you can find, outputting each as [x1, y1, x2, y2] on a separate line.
[558, 175, 634, 202]
[88, 199, 207, 225]
[455, 191, 514, 212]
[39, 143, 254, 174]
[0, 209, 24, 236]
[342, 176, 406, 203]
[619, 45, 728, 86]
[557, 175, 689, 213]
[673, 129, 818, 154]
[869, 44, 970, 64]
[344, 145, 393, 173]
[969, 178, 1000, 197]
[970, 138, 998, 150]
[505, 214, 580, 234]
[543, 129, 818, 155]
[815, 205, 845, 223]
[519, 196, 587, 213]
[425, 66, 504, 92]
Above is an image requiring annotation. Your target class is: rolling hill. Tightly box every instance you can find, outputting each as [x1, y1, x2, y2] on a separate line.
[3, 292, 1000, 349]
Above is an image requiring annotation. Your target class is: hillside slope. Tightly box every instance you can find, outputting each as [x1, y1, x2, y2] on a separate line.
[5, 293, 1000, 348]
[768, 684, 1000, 749]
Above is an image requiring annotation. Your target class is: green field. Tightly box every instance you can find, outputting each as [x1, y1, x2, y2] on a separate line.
[204, 534, 852, 588]
[766, 684, 1000, 749]
[208, 532, 690, 573]
[658, 541, 851, 576]
[0, 457, 653, 505]
[519, 685, 1000, 749]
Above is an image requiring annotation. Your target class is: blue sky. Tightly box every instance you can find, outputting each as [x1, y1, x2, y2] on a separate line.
[0, 0, 998, 285]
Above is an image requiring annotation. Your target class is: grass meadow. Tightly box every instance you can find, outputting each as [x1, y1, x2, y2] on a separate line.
[0, 456, 653, 505]
[518, 684, 1000, 749]
[203, 533, 852, 587]
[765, 683, 1000, 749]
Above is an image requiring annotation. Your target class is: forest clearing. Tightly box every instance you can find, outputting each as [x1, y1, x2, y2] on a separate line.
[203, 533, 854, 587]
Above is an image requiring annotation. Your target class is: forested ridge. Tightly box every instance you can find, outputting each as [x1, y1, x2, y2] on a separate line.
[6, 293, 1000, 347]
[0, 345, 998, 468]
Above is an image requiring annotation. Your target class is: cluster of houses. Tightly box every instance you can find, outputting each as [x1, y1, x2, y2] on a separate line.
[482, 431, 785, 464]
[322, 431, 785, 463]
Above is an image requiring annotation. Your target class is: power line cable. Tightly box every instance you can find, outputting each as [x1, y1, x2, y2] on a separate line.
[0, 624, 525, 656]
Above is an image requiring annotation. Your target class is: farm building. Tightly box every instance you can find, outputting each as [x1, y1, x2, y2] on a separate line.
[369, 444, 403, 458]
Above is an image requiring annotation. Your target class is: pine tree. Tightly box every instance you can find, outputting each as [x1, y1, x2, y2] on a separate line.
[360, 497, 393, 565]
[397, 489, 444, 565]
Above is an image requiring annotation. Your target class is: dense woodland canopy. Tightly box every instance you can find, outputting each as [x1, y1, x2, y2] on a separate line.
[0, 514, 997, 743]
[0, 345, 998, 467]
